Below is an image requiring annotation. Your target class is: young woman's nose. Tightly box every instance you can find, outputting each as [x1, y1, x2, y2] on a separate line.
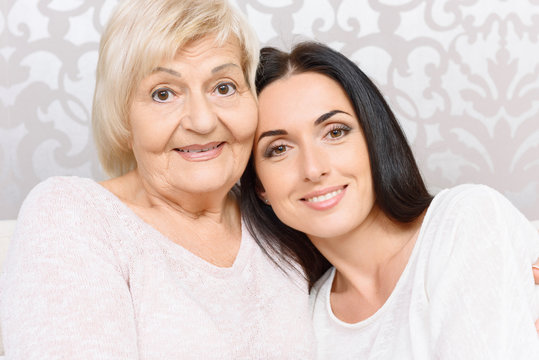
[180, 93, 218, 134]
[301, 145, 329, 182]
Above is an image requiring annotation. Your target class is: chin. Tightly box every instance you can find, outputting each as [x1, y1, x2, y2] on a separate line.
[181, 179, 237, 195]
[178, 165, 240, 192]
[292, 219, 358, 241]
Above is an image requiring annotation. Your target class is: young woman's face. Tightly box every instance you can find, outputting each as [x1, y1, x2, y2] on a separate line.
[254, 72, 377, 240]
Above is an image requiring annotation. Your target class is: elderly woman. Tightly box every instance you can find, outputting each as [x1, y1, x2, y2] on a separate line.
[0, 0, 314, 358]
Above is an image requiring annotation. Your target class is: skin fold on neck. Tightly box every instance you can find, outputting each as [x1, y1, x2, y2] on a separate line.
[100, 169, 242, 267]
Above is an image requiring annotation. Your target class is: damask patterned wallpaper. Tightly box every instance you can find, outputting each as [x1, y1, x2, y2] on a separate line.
[1, 0, 539, 220]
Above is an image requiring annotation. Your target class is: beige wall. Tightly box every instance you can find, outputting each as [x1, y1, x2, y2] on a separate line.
[1, 0, 539, 220]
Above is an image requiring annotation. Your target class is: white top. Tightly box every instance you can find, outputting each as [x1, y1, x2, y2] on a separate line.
[0, 176, 315, 359]
[311, 184, 539, 359]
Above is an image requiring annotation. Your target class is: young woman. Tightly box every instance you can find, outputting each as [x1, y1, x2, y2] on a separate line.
[241, 42, 539, 358]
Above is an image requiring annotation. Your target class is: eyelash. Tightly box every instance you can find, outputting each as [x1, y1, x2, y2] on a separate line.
[325, 124, 352, 140]
[264, 143, 289, 158]
[213, 82, 237, 96]
[151, 88, 175, 103]
[151, 81, 237, 103]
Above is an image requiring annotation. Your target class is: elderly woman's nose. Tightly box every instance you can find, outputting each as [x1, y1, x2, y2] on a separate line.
[181, 93, 218, 134]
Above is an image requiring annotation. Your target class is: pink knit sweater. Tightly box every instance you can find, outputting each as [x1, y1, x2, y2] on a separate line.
[0, 177, 315, 359]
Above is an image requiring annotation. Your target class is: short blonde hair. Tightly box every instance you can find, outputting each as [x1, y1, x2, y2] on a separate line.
[92, 0, 259, 177]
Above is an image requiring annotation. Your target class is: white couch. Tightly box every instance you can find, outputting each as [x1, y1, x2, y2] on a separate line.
[0, 219, 538, 356]
[0, 220, 16, 357]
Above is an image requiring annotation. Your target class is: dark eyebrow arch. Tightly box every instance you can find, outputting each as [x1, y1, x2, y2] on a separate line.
[314, 110, 350, 126]
[212, 63, 240, 73]
[257, 110, 350, 142]
[257, 129, 288, 142]
[154, 67, 181, 77]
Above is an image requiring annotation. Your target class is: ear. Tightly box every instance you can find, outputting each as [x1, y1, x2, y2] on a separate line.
[255, 180, 269, 204]
[257, 190, 267, 203]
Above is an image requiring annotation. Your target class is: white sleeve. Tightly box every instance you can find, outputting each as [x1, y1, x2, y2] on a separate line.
[428, 186, 539, 359]
[0, 179, 139, 359]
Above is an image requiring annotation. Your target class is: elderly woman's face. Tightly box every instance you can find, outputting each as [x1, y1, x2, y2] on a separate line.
[129, 35, 257, 196]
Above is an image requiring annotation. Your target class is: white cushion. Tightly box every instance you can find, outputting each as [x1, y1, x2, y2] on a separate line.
[0, 220, 16, 356]
[0, 220, 16, 272]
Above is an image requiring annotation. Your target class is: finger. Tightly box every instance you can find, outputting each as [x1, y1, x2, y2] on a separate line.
[533, 264, 539, 285]
[536, 319, 539, 335]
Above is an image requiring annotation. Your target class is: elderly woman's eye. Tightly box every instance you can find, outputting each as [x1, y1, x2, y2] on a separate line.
[214, 82, 237, 96]
[152, 88, 174, 102]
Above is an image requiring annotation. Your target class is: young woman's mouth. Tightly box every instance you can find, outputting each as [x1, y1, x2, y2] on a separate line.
[301, 185, 348, 210]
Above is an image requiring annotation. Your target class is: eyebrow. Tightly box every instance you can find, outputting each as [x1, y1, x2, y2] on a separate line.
[152, 63, 240, 78]
[314, 110, 349, 125]
[154, 67, 182, 77]
[257, 110, 349, 142]
[257, 129, 288, 142]
[212, 63, 240, 73]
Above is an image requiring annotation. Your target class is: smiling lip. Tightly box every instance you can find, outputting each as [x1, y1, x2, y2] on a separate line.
[300, 185, 347, 210]
[174, 142, 225, 161]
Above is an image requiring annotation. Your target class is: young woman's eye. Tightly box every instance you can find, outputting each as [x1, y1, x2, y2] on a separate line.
[151, 88, 175, 103]
[264, 144, 288, 158]
[326, 125, 351, 139]
[214, 82, 237, 96]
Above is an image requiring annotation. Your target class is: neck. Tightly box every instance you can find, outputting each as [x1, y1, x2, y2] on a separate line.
[309, 208, 424, 321]
[310, 209, 414, 273]
[100, 169, 242, 267]
[121, 169, 238, 222]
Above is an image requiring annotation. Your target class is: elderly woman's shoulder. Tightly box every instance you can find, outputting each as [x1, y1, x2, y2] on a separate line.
[13, 175, 127, 254]
[23, 176, 100, 206]
[18, 176, 107, 222]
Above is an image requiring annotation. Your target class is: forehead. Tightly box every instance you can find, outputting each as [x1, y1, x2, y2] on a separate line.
[172, 35, 243, 67]
[257, 72, 353, 128]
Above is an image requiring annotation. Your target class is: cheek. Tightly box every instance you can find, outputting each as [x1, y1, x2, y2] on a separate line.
[256, 163, 290, 203]
[131, 123, 161, 152]
[129, 111, 172, 153]
[232, 99, 258, 142]
[254, 162, 276, 195]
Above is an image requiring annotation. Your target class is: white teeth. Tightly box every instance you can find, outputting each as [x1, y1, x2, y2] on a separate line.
[306, 189, 342, 203]
[177, 144, 220, 153]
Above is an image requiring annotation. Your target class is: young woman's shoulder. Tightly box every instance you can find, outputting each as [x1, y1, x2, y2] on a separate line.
[421, 183, 539, 299]
[434, 183, 513, 212]
[428, 183, 533, 238]
[422, 184, 539, 357]
[422, 183, 539, 299]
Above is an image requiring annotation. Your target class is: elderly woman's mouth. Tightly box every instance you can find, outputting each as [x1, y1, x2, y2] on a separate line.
[175, 142, 225, 153]
[174, 142, 225, 161]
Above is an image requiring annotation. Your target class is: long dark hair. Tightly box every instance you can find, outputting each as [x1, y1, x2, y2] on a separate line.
[241, 42, 433, 289]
